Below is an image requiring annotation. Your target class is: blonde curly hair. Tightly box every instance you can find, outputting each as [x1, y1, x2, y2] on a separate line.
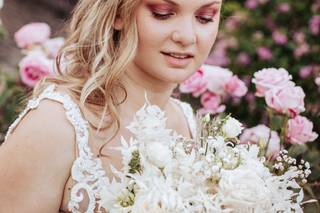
[33, 0, 140, 156]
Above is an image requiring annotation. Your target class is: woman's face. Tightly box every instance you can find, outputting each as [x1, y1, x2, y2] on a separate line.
[128, 0, 222, 85]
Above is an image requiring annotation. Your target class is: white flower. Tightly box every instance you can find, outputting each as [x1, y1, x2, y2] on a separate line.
[115, 137, 140, 173]
[209, 136, 225, 150]
[100, 179, 135, 213]
[265, 169, 304, 212]
[127, 103, 174, 144]
[131, 175, 184, 212]
[217, 168, 272, 212]
[145, 142, 172, 168]
[222, 117, 244, 138]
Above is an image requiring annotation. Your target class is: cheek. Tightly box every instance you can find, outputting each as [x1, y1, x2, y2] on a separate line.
[136, 12, 171, 51]
[198, 25, 220, 56]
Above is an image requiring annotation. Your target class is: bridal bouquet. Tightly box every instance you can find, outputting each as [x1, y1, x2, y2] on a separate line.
[99, 100, 311, 213]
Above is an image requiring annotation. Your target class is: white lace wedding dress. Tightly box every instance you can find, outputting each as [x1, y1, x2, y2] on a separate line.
[4, 84, 197, 213]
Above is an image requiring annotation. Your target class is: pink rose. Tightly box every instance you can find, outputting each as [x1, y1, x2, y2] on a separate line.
[240, 124, 281, 159]
[272, 31, 288, 45]
[42, 37, 65, 58]
[294, 43, 310, 58]
[179, 69, 207, 97]
[293, 32, 306, 44]
[203, 65, 233, 95]
[257, 47, 273, 60]
[299, 65, 314, 79]
[245, 0, 258, 9]
[19, 51, 54, 87]
[286, 116, 318, 144]
[225, 75, 248, 97]
[236, 52, 251, 66]
[224, 17, 239, 32]
[309, 15, 320, 35]
[205, 45, 230, 67]
[205, 38, 237, 67]
[277, 3, 290, 13]
[199, 92, 225, 115]
[252, 68, 293, 97]
[14, 22, 51, 48]
[265, 85, 305, 117]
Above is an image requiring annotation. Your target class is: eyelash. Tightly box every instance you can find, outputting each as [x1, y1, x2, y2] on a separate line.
[151, 12, 215, 24]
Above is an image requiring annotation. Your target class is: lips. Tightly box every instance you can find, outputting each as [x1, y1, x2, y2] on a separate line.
[161, 51, 194, 68]
[161, 51, 194, 59]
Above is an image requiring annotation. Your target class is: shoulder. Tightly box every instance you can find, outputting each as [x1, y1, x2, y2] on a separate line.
[0, 87, 77, 211]
[4, 83, 79, 165]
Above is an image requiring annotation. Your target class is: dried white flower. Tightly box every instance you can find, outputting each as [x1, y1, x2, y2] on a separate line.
[222, 117, 244, 138]
[145, 142, 172, 168]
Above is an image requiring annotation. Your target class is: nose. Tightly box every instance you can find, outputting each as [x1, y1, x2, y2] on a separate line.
[171, 17, 197, 47]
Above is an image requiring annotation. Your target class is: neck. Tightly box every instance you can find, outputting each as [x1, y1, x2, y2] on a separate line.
[117, 65, 177, 119]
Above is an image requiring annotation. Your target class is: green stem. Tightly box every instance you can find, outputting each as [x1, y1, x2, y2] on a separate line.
[265, 107, 274, 158]
[280, 115, 289, 148]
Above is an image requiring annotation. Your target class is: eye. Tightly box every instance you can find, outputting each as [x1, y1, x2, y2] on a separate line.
[197, 16, 214, 24]
[152, 12, 174, 20]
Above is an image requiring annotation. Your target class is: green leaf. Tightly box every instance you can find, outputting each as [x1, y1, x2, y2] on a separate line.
[288, 144, 308, 157]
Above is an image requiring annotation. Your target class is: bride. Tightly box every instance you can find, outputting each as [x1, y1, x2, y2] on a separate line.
[0, 0, 222, 212]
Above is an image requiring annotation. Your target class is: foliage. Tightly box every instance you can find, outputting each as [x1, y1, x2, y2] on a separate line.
[201, 0, 320, 211]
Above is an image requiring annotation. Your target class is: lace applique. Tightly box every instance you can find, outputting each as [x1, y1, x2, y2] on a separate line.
[4, 84, 109, 213]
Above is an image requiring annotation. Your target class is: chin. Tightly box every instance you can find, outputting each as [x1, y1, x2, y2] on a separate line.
[157, 67, 196, 84]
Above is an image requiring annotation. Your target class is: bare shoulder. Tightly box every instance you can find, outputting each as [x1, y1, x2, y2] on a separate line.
[0, 98, 76, 212]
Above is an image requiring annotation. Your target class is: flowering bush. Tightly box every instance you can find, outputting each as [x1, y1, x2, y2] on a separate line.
[207, 0, 320, 131]
[0, 21, 63, 142]
[181, 0, 320, 211]
[14, 22, 64, 87]
[180, 65, 319, 211]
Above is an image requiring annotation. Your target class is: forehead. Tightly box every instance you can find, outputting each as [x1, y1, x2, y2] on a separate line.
[141, 0, 222, 8]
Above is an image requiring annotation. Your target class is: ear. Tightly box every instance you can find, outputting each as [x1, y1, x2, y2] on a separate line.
[113, 17, 124, 30]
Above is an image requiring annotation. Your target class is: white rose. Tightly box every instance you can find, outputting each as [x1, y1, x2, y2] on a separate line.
[145, 142, 172, 168]
[218, 168, 272, 211]
[222, 117, 243, 138]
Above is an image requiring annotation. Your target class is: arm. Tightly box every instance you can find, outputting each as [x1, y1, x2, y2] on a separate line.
[0, 99, 76, 213]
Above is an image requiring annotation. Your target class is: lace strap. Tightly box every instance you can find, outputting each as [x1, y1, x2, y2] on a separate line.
[4, 84, 108, 213]
[171, 98, 197, 139]
[4, 84, 93, 158]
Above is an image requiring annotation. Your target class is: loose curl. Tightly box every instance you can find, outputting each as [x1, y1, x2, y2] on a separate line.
[33, 0, 140, 156]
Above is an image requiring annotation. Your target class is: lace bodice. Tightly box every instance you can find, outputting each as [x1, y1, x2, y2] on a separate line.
[4, 84, 197, 213]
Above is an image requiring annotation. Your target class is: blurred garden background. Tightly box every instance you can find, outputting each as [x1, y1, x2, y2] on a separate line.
[0, 0, 319, 212]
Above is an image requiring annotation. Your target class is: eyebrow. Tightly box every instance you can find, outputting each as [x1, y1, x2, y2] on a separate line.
[162, 0, 221, 7]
